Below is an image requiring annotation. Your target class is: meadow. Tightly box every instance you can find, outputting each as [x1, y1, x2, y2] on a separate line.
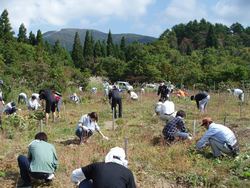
[0, 85, 250, 188]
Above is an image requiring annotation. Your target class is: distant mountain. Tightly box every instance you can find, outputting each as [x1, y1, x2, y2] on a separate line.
[43, 28, 157, 51]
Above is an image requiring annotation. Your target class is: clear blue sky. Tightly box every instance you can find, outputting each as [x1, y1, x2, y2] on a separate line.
[1, 0, 250, 38]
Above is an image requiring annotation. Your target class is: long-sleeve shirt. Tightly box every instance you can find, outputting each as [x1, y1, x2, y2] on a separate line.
[173, 90, 188, 97]
[28, 98, 40, 110]
[162, 116, 187, 137]
[3, 102, 12, 112]
[128, 92, 138, 100]
[195, 123, 238, 149]
[160, 101, 175, 115]
[77, 114, 100, 133]
[194, 92, 209, 108]
[70, 95, 80, 103]
[155, 102, 162, 113]
[157, 84, 169, 96]
[234, 89, 243, 99]
[102, 82, 109, 90]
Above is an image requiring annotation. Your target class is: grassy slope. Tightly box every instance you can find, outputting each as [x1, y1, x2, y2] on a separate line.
[0, 90, 250, 188]
[43, 29, 157, 50]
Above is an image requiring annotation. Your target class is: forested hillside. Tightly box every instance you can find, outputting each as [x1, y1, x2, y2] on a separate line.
[0, 9, 250, 99]
[43, 28, 156, 50]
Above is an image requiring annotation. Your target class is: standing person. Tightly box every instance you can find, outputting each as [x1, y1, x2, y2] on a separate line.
[195, 117, 239, 158]
[162, 110, 190, 142]
[102, 79, 109, 97]
[191, 92, 210, 112]
[127, 90, 138, 100]
[53, 91, 62, 119]
[232, 89, 244, 101]
[153, 98, 163, 116]
[170, 82, 175, 93]
[109, 85, 122, 119]
[156, 79, 169, 102]
[18, 93, 27, 105]
[172, 89, 189, 98]
[159, 100, 177, 122]
[0, 79, 4, 125]
[17, 132, 59, 188]
[70, 93, 80, 103]
[70, 147, 136, 188]
[75, 112, 108, 145]
[79, 86, 83, 95]
[39, 90, 56, 125]
[27, 96, 41, 111]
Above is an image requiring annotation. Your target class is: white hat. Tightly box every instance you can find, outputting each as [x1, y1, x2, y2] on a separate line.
[73, 93, 76, 97]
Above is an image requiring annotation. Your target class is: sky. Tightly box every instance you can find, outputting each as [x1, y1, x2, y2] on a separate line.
[0, 0, 250, 38]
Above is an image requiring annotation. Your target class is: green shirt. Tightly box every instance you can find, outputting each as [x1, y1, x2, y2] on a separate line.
[28, 141, 59, 173]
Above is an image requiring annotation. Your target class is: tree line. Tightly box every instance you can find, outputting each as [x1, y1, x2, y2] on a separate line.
[0, 9, 249, 99]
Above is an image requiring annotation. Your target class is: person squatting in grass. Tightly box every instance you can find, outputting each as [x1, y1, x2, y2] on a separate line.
[109, 85, 122, 119]
[156, 79, 170, 102]
[195, 117, 239, 158]
[127, 90, 138, 100]
[102, 79, 109, 97]
[0, 79, 4, 125]
[3, 101, 20, 115]
[153, 98, 163, 116]
[190, 92, 210, 113]
[162, 110, 191, 143]
[18, 92, 27, 105]
[39, 90, 56, 125]
[70, 147, 136, 188]
[17, 132, 59, 188]
[75, 112, 108, 145]
[70, 93, 80, 103]
[159, 99, 177, 123]
[27, 96, 41, 111]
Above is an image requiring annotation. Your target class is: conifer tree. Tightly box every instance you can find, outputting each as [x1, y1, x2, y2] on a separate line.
[107, 30, 115, 57]
[0, 9, 14, 42]
[206, 25, 218, 49]
[186, 43, 192, 55]
[94, 39, 102, 57]
[53, 37, 61, 54]
[120, 36, 127, 61]
[36, 29, 45, 47]
[29, 31, 36, 45]
[83, 30, 93, 57]
[101, 39, 107, 57]
[45, 39, 51, 54]
[72, 31, 85, 70]
[90, 31, 95, 55]
[115, 43, 121, 59]
[17, 23, 28, 44]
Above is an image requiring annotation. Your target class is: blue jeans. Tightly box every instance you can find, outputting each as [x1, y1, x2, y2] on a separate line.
[174, 132, 189, 140]
[79, 179, 93, 188]
[17, 155, 50, 185]
[75, 128, 93, 140]
[18, 95, 27, 104]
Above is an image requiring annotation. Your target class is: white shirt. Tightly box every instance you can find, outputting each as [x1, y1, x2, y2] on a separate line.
[102, 82, 109, 90]
[3, 102, 12, 112]
[128, 92, 138, 100]
[234, 89, 243, 99]
[31, 93, 39, 100]
[19, 93, 27, 98]
[28, 98, 40, 110]
[195, 123, 238, 148]
[160, 101, 175, 115]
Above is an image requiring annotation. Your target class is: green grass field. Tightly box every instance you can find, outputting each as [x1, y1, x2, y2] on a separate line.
[0, 90, 250, 188]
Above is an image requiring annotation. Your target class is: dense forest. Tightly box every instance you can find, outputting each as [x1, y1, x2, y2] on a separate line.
[0, 9, 250, 100]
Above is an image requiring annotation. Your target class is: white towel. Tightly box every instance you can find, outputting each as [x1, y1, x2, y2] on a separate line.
[105, 147, 128, 168]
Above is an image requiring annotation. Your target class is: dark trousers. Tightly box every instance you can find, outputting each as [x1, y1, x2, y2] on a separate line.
[17, 155, 50, 184]
[112, 98, 122, 118]
[161, 95, 168, 102]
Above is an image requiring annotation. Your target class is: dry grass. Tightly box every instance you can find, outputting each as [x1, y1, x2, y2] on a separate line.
[0, 89, 250, 187]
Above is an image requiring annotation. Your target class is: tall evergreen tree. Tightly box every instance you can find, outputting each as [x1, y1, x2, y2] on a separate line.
[107, 30, 115, 57]
[206, 25, 218, 49]
[0, 9, 14, 42]
[45, 39, 51, 54]
[36, 29, 45, 47]
[83, 30, 93, 57]
[90, 31, 95, 55]
[17, 23, 28, 44]
[186, 43, 192, 55]
[101, 39, 107, 57]
[120, 36, 127, 61]
[94, 39, 102, 57]
[53, 37, 61, 54]
[72, 31, 85, 70]
[29, 31, 36, 45]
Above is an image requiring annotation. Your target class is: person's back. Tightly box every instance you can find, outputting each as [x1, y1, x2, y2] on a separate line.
[161, 100, 175, 115]
[82, 162, 135, 188]
[40, 91, 56, 103]
[109, 89, 121, 99]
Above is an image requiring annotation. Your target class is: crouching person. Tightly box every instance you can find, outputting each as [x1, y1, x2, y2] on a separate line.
[75, 112, 108, 145]
[195, 117, 239, 158]
[17, 132, 59, 188]
[70, 147, 136, 188]
[162, 110, 191, 143]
